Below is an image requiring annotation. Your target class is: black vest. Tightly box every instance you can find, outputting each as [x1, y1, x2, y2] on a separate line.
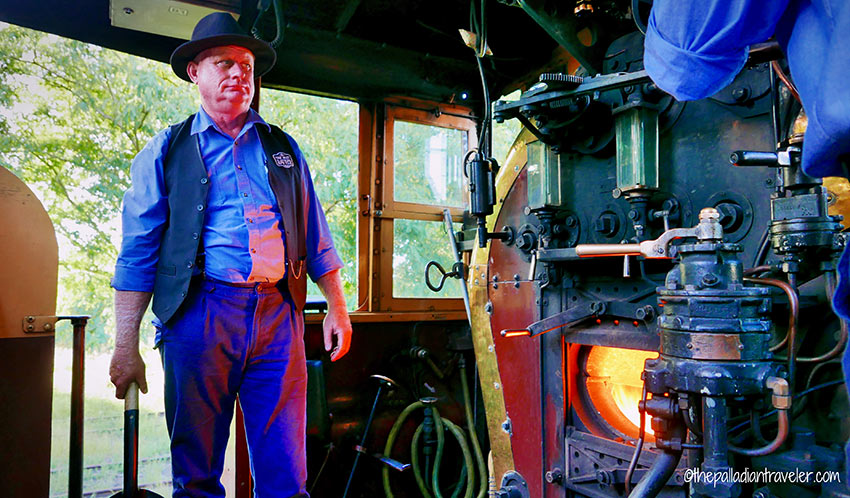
[152, 114, 308, 324]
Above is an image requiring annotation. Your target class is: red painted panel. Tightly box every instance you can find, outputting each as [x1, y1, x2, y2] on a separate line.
[488, 168, 545, 496]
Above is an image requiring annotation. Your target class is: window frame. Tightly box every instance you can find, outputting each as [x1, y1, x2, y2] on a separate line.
[356, 99, 477, 313]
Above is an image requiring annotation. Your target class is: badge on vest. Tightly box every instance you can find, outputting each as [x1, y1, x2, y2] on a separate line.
[272, 152, 295, 168]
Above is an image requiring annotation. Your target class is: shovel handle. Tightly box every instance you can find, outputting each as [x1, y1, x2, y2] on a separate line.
[124, 382, 140, 495]
[125, 381, 139, 411]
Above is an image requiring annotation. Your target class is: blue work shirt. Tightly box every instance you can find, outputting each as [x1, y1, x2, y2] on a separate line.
[112, 106, 342, 291]
[644, 0, 850, 179]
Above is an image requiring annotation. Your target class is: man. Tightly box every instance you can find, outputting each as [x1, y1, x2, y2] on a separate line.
[109, 12, 352, 497]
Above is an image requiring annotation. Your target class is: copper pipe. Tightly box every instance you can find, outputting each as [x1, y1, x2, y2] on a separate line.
[729, 377, 790, 456]
[745, 277, 798, 358]
[743, 265, 773, 276]
[797, 271, 848, 363]
[729, 409, 789, 456]
[771, 60, 801, 103]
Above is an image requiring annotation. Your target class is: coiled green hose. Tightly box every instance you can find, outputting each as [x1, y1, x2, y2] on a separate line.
[383, 400, 477, 498]
[441, 418, 474, 498]
[460, 362, 488, 498]
[383, 401, 444, 498]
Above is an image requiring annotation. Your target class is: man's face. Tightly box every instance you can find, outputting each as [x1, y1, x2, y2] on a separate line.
[187, 45, 255, 118]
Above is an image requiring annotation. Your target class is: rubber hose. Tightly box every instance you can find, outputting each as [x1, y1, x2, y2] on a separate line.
[384, 401, 427, 498]
[452, 464, 469, 498]
[411, 424, 434, 498]
[412, 417, 475, 498]
[460, 363, 488, 498]
[443, 418, 475, 498]
[431, 406, 446, 498]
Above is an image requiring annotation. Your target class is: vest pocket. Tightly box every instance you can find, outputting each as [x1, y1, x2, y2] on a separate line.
[158, 264, 177, 276]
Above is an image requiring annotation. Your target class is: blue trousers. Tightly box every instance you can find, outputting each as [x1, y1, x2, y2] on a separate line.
[159, 278, 309, 497]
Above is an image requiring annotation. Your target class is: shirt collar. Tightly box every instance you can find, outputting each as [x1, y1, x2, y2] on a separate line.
[191, 106, 271, 138]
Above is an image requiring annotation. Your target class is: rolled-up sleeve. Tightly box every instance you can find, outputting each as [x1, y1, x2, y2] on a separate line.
[644, 0, 789, 101]
[288, 137, 343, 282]
[111, 129, 172, 291]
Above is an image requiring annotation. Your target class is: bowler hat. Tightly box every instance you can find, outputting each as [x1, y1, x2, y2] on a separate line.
[170, 12, 277, 82]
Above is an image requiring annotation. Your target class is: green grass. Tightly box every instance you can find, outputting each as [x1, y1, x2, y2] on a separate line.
[50, 391, 172, 497]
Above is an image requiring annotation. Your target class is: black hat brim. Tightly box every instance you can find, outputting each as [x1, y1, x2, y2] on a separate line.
[170, 34, 277, 82]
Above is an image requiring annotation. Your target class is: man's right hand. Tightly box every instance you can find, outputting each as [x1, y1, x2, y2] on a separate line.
[109, 346, 148, 399]
[112, 289, 153, 399]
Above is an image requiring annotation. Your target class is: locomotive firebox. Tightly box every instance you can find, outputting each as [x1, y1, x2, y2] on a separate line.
[473, 27, 849, 498]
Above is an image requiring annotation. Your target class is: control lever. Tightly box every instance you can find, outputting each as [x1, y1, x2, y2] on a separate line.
[572, 207, 723, 259]
[343, 375, 400, 498]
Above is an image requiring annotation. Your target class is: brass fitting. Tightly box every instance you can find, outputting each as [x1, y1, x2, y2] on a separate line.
[766, 376, 791, 410]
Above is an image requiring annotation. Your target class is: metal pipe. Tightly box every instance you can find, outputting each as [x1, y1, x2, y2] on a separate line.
[444, 209, 473, 326]
[743, 265, 773, 276]
[123, 382, 140, 495]
[729, 409, 790, 456]
[797, 270, 847, 363]
[575, 243, 641, 257]
[771, 60, 801, 104]
[744, 278, 797, 385]
[345, 381, 389, 498]
[69, 318, 87, 498]
[730, 377, 791, 456]
[628, 414, 685, 498]
[628, 450, 682, 498]
[624, 384, 647, 495]
[701, 397, 729, 475]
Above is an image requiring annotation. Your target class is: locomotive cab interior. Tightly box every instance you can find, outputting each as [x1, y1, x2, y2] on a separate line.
[1, 1, 849, 497]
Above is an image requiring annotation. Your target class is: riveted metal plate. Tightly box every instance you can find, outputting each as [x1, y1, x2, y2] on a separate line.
[21, 316, 58, 335]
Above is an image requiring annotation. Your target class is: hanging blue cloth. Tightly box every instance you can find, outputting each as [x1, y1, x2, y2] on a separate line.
[644, 0, 850, 179]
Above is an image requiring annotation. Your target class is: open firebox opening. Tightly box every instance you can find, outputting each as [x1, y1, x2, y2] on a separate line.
[584, 346, 658, 441]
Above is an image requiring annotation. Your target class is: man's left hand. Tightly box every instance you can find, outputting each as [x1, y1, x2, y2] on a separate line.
[323, 305, 352, 361]
[316, 269, 352, 361]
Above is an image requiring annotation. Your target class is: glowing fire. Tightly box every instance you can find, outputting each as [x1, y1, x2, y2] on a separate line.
[585, 346, 658, 439]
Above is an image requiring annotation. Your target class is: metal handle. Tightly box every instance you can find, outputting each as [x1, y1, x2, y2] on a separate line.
[124, 382, 140, 495]
[425, 260, 463, 292]
[425, 261, 451, 292]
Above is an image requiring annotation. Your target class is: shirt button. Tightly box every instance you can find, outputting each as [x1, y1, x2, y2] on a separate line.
[181, 292, 186, 298]
[251, 248, 256, 253]
[236, 165, 243, 170]
[247, 218, 253, 223]
[192, 232, 199, 240]
[200, 177, 208, 184]
[197, 204, 205, 211]
[187, 261, 194, 269]
[242, 192, 248, 197]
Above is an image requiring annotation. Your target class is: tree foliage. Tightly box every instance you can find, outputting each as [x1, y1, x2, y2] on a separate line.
[0, 23, 522, 349]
